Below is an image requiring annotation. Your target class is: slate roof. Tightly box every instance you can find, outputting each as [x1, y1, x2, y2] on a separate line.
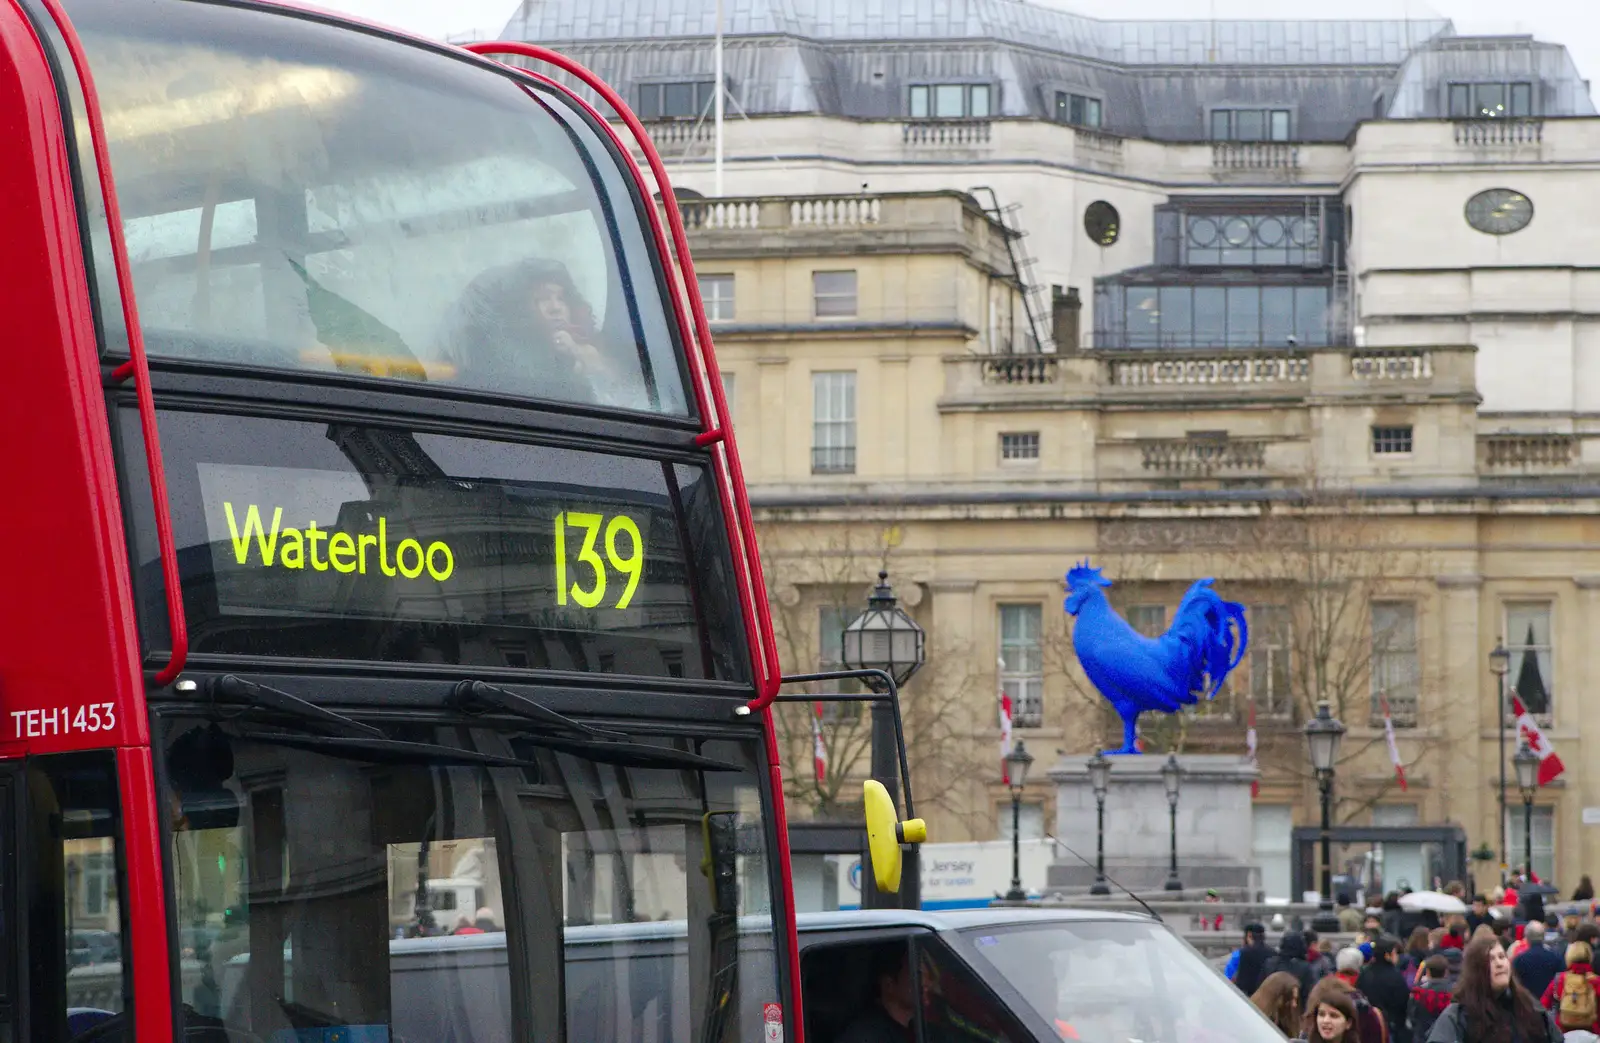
[502, 0, 1595, 140]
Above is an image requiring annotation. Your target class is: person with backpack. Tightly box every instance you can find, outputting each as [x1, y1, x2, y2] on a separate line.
[1408, 955, 1453, 1043]
[1321, 959, 1390, 1043]
[1359, 937, 1412, 1042]
[1426, 936, 1562, 1043]
[1539, 941, 1600, 1034]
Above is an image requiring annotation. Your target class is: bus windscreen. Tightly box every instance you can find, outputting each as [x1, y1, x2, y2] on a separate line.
[122, 409, 747, 681]
[60, 0, 690, 416]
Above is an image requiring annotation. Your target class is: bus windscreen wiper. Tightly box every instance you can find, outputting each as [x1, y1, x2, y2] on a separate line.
[451, 679, 626, 740]
[509, 733, 739, 772]
[209, 675, 383, 738]
[224, 726, 738, 773]
[223, 727, 544, 769]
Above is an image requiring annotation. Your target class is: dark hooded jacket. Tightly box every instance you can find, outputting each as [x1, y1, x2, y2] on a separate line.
[1264, 931, 1316, 1003]
[1234, 938, 1274, 997]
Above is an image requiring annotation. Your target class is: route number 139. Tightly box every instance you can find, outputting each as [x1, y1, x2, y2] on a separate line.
[554, 512, 645, 610]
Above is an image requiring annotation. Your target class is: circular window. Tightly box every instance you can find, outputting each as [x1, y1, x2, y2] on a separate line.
[1255, 216, 1286, 247]
[1084, 201, 1120, 246]
[1222, 216, 1253, 247]
[1465, 188, 1533, 235]
[1187, 217, 1218, 247]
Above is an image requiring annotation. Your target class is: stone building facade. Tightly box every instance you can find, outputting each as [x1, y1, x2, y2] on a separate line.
[509, 0, 1600, 892]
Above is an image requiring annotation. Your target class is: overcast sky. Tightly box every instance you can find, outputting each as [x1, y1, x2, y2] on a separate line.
[315, 0, 1599, 94]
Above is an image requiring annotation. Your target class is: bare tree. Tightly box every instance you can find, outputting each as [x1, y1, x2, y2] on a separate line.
[758, 521, 989, 832]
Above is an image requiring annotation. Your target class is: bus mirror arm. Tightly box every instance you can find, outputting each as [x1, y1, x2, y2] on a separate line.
[775, 669, 926, 896]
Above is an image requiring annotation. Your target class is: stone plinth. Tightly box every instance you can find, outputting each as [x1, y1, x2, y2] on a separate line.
[1048, 753, 1260, 895]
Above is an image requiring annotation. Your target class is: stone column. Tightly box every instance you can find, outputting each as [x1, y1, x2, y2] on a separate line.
[1572, 576, 1600, 883]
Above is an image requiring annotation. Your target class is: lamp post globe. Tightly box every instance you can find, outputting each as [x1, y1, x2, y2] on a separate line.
[1488, 641, 1511, 678]
[1087, 750, 1111, 896]
[1304, 702, 1345, 933]
[839, 571, 926, 690]
[1004, 740, 1034, 902]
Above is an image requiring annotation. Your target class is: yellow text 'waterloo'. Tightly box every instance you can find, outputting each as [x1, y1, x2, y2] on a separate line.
[223, 503, 454, 581]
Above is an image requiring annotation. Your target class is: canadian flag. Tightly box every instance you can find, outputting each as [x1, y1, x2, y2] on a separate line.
[1244, 702, 1260, 798]
[810, 701, 828, 784]
[1381, 696, 1408, 792]
[998, 658, 1014, 784]
[1512, 695, 1565, 785]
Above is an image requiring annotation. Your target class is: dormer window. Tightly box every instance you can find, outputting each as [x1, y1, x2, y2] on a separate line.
[1448, 81, 1534, 118]
[909, 83, 991, 119]
[1210, 108, 1291, 142]
[1054, 91, 1103, 129]
[637, 80, 719, 120]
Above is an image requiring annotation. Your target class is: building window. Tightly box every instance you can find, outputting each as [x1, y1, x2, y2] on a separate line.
[82, 851, 116, 915]
[699, 273, 734, 322]
[1249, 605, 1292, 718]
[1449, 81, 1534, 119]
[1506, 602, 1553, 717]
[1210, 108, 1292, 142]
[1371, 602, 1419, 726]
[818, 604, 863, 715]
[637, 80, 718, 120]
[1000, 432, 1040, 463]
[1504, 805, 1554, 881]
[812, 270, 858, 319]
[1372, 426, 1414, 455]
[909, 83, 991, 120]
[1184, 212, 1322, 267]
[999, 802, 1045, 841]
[1054, 91, 1102, 129]
[720, 372, 735, 419]
[999, 604, 1043, 727]
[1094, 282, 1329, 350]
[1126, 605, 1166, 638]
[811, 371, 856, 474]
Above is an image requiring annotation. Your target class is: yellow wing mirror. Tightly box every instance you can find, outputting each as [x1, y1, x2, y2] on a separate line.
[862, 779, 927, 894]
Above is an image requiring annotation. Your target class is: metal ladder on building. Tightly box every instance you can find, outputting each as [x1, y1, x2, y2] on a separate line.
[971, 186, 1052, 353]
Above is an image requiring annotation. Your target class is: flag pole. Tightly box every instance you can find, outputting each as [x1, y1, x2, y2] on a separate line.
[713, 0, 725, 197]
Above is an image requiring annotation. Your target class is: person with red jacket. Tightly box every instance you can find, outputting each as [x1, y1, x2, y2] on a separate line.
[1407, 955, 1453, 1043]
[1541, 941, 1600, 1034]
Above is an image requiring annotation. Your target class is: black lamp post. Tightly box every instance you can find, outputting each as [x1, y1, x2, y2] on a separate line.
[1305, 701, 1346, 934]
[1489, 641, 1511, 882]
[1003, 740, 1034, 902]
[1514, 741, 1539, 883]
[1161, 753, 1183, 892]
[841, 570, 926, 909]
[1087, 750, 1112, 896]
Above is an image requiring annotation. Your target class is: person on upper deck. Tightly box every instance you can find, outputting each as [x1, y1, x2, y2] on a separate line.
[441, 257, 651, 410]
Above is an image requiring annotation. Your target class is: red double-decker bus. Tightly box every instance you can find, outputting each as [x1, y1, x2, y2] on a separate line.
[0, 2, 814, 1041]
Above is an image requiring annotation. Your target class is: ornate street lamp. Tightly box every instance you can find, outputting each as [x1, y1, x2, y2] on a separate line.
[1304, 702, 1346, 933]
[1489, 640, 1512, 881]
[1161, 753, 1183, 892]
[1004, 740, 1034, 902]
[840, 571, 926, 689]
[1087, 750, 1112, 896]
[1514, 741, 1540, 883]
[841, 570, 927, 909]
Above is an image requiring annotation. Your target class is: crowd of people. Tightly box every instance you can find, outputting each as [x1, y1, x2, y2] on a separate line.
[1228, 873, 1600, 1043]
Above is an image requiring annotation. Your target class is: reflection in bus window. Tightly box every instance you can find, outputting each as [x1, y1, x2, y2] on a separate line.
[26, 753, 130, 1042]
[61, 0, 688, 415]
[161, 719, 778, 1043]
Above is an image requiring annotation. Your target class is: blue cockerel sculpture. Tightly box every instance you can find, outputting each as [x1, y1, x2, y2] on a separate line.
[1064, 561, 1249, 755]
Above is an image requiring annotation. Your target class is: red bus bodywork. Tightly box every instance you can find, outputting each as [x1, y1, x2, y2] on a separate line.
[0, 2, 796, 1040]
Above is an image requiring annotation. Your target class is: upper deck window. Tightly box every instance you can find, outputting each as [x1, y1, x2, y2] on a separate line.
[60, 0, 689, 416]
